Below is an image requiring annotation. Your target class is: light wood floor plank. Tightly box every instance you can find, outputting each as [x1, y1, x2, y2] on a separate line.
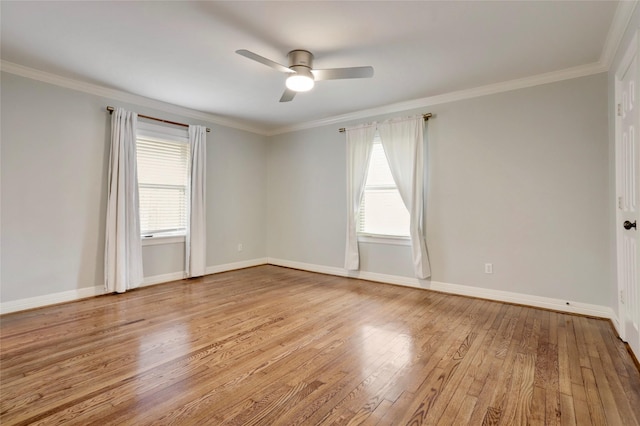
[546, 390, 562, 426]
[559, 392, 578, 426]
[582, 366, 608, 425]
[570, 383, 592, 426]
[1, 265, 638, 425]
[469, 305, 530, 424]
[529, 386, 546, 426]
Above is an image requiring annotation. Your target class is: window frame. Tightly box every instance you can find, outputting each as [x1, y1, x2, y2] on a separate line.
[136, 121, 190, 243]
[141, 234, 185, 246]
[357, 233, 411, 246]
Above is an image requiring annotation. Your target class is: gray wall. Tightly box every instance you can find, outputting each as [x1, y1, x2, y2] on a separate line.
[1, 69, 612, 309]
[267, 73, 610, 305]
[267, 125, 347, 268]
[207, 125, 267, 265]
[1, 72, 267, 302]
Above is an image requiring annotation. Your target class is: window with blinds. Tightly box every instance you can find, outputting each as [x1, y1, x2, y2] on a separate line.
[136, 134, 190, 237]
[358, 135, 410, 237]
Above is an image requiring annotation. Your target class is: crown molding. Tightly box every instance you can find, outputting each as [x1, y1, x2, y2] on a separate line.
[0, 60, 268, 135]
[0, 58, 610, 138]
[267, 61, 607, 136]
[267, 1, 638, 136]
[600, 0, 639, 68]
[4, 0, 634, 141]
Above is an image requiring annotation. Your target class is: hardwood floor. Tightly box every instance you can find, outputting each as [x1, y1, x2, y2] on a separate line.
[1, 265, 639, 425]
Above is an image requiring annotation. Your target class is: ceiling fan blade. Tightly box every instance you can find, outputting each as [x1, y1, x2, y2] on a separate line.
[236, 49, 294, 74]
[279, 88, 297, 102]
[311, 66, 374, 81]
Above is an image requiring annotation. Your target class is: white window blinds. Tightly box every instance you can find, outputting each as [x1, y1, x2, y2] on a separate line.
[359, 135, 410, 236]
[136, 127, 190, 236]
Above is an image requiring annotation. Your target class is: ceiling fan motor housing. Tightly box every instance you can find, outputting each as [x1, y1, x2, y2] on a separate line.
[288, 50, 314, 69]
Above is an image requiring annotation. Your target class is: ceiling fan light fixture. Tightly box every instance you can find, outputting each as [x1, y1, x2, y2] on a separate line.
[235, 48, 373, 102]
[286, 66, 314, 92]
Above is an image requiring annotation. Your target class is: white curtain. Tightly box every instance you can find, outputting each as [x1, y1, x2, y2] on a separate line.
[377, 116, 431, 279]
[105, 107, 144, 293]
[186, 125, 207, 277]
[344, 125, 377, 270]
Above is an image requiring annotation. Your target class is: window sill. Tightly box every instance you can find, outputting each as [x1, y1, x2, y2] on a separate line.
[141, 234, 186, 246]
[357, 234, 411, 246]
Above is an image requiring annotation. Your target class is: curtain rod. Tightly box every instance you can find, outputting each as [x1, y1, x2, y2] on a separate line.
[338, 113, 432, 133]
[106, 106, 211, 133]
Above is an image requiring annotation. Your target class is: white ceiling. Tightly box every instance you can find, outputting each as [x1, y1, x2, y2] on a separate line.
[0, 1, 630, 134]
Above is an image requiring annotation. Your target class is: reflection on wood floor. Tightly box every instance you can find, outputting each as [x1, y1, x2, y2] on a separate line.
[1, 265, 639, 425]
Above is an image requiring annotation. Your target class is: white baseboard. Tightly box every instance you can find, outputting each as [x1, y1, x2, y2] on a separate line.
[267, 257, 425, 288]
[610, 312, 623, 337]
[1, 258, 269, 314]
[205, 258, 268, 275]
[0, 286, 104, 315]
[143, 258, 269, 286]
[268, 258, 350, 279]
[142, 271, 186, 287]
[1, 257, 616, 323]
[267, 257, 616, 321]
[428, 280, 614, 320]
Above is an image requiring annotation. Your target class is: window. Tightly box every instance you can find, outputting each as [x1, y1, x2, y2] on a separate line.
[136, 123, 190, 238]
[358, 134, 410, 237]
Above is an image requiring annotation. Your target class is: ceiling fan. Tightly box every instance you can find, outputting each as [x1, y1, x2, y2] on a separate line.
[236, 49, 374, 102]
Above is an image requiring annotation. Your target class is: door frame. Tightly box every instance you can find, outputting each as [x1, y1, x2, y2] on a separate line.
[615, 29, 639, 341]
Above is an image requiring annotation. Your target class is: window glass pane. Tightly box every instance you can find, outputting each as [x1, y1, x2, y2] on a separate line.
[137, 140, 189, 186]
[138, 186, 187, 234]
[136, 137, 189, 235]
[358, 135, 410, 237]
[361, 189, 410, 236]
[365, 142, 395, 186]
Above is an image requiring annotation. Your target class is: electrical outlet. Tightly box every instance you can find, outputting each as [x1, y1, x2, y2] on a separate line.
[484, 263, 493, 274]
[237, 243, 243, 252]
